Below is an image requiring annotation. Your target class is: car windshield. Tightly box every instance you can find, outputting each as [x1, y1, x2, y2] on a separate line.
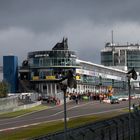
[112, 99, 118, 101]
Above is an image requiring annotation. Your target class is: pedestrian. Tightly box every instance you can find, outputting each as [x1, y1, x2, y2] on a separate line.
[99, 94, 102, 103]
[133, 103, 135, 109]
[75, 94, 79, 104]
[99, 97, 102, 103]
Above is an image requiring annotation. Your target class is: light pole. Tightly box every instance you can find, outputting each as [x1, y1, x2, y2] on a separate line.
[59, 70, 77, 140]
[127, 68, 137, 140]
[61, 85, 68, 140]
[128, 76, 131, 140]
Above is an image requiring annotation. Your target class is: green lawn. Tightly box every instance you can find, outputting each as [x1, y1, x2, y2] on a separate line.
[0, 110, 126, 140]
[0, 105, 49, 119]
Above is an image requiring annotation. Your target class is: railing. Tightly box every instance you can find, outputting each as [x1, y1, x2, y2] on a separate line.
[30, 111, 140, 140]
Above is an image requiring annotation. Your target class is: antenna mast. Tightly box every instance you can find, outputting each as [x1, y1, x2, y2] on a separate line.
[111, 30, 114, 45]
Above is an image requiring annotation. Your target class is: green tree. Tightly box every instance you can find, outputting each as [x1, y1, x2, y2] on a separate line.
[0, 82, 9, 98]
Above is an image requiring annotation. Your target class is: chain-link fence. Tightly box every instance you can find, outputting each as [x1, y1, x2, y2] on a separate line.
[31, 111, 140, 140]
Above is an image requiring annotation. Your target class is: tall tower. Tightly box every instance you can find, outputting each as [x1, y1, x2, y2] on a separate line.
[3, 55, 18, 93]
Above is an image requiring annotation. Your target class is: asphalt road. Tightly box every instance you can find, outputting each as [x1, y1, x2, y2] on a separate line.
[0, 99, 139, 132]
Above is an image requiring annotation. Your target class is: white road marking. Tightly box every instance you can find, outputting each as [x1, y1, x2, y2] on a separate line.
[0, 102, 128, 132]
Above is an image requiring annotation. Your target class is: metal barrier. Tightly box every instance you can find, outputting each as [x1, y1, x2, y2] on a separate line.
[30, 111, 140, 140]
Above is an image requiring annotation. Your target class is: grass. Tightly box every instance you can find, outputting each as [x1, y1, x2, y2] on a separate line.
[0, 105, 49, 119]
[0, 110, 126, 140]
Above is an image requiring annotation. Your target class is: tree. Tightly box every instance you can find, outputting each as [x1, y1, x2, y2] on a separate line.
[0, 82, 9, 98]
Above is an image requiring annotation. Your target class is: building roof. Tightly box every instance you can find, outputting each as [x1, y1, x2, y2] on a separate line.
[77, 59, 127, 73]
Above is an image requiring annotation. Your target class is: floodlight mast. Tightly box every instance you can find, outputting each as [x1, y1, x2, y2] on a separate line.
[59, 70, 77, 140]
[127, 68, 137, 140]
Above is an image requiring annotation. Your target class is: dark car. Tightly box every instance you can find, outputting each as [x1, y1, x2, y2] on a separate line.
[110, 98, 119, 104]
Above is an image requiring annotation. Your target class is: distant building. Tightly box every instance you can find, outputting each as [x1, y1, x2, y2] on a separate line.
[3, 55, 18, 93]
[101, 42, 140, 88]
[101, 42, 140, 72]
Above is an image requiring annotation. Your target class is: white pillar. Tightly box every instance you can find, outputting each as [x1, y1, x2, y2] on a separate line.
[54, 84, 57, 96]
[47, 84, 49, 96]
[50, 84, 54, 96]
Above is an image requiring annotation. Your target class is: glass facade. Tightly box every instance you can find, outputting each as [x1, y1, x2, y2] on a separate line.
[3, 56, 18, 93]
[78, 61, 126, 89]
[27, 50, 79, 81]
[101, 44, 140, 73]
[127, 50, 140, 72]
[101, 51, 113, 66]
[28, 50, 77, 68]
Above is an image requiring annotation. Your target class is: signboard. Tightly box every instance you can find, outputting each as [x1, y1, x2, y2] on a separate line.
[32, 76, 39, 80]
[46, 76, 56, 80]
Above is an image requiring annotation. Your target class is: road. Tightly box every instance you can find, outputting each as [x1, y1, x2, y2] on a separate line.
[0, 99, 139, 132]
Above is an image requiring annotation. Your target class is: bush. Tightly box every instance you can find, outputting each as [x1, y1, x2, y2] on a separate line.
[0, 82, 8, 98]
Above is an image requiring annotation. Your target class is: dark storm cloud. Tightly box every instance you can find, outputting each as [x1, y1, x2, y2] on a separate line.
[1, 0, 140, 32]
[0, 0, 140, 65]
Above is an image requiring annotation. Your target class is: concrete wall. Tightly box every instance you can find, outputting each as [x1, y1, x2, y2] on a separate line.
[0, 96, 41, 113]
[0, 96, 18, 112]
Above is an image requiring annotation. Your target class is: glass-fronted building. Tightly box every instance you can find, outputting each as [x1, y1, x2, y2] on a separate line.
[3, 55, 18, 93]
[101, 42, 140, 89]
[101, 43, 140, 72]
[19, 39, 127, 100]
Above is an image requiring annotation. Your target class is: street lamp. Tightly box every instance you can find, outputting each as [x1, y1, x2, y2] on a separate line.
[59, 70, 77, 140]
[127, 67, 137, 140]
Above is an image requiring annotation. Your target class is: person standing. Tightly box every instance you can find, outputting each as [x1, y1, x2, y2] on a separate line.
[75, 94, 78, 104]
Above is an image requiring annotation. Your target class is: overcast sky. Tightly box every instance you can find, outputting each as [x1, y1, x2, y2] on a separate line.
[1, 0, 140, 66]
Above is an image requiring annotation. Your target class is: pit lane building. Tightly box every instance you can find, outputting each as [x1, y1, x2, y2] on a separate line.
[19, 38, 127, 99]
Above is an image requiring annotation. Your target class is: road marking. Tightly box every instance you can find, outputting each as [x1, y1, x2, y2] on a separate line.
[0, 106, 128, 132]
[0, 107, 128, 132]
[0, 101, 95, 126]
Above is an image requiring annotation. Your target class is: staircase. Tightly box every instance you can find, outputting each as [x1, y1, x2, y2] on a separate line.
[18, 80, 32, 92]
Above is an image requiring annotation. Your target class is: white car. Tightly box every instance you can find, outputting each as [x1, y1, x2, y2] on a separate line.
[118, 96, 128, 101]
[103, 98, 111, 103]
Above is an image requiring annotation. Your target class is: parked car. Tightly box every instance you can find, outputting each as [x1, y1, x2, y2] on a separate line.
[110, 98, 119, 104]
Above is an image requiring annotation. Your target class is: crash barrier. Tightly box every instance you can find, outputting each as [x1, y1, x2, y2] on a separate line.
[0, 96, 18, 113]
[30, 110, 140, 140]
[13, 101, 41, 111]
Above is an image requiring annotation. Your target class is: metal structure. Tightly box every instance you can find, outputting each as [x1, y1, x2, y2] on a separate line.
[127, 68, 137, 140]
[59, 70, 77, 140]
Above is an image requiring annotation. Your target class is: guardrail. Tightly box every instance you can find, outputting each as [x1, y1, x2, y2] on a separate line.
[0, 96, 18, 113]
[30, 110, 140, 140]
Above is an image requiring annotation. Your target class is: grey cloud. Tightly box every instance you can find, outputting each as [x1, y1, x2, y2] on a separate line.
[1, 0, 140, 33]
[0, 0, 140, 65]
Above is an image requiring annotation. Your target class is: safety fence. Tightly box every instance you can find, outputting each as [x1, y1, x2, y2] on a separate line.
[31, 111, 140, 140]
[0, 96, 18, 113]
